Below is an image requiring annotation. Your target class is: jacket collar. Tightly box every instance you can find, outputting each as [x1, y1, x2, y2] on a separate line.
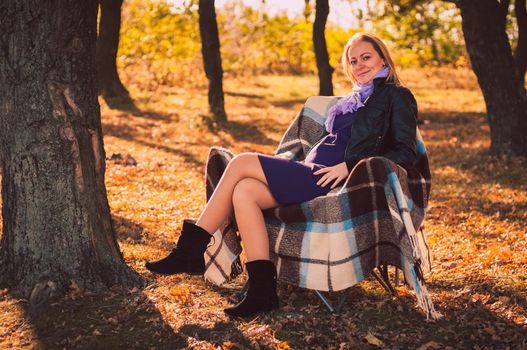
[373, 76, 387, 90]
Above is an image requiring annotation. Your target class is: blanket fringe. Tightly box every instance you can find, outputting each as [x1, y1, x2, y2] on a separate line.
[407, 262, 443, 321]
[413, 260, 425, 283]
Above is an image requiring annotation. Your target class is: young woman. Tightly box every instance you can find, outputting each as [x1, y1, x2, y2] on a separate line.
[146, 32, 418, 318]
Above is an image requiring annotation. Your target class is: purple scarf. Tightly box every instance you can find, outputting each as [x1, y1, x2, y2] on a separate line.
[325, 66, 390, 133]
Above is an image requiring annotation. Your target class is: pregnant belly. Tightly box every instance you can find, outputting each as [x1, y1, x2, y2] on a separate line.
[305, 145, 345, 167]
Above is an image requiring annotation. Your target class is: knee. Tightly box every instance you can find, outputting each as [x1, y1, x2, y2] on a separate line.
[226, 153, 255, 175]
[232, 178, 256, 207]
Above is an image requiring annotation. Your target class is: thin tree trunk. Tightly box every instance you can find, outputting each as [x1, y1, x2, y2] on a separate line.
[458, 0, 527, 155]
[515, 0, 527, 86]
[96, 0, 129, 99]
[313, 0, 334, 96]
[0, 0, 141, 313]
[198, 0, 227, 122]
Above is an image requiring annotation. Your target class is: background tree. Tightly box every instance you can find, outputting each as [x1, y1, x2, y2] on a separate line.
[199, 0, 227, 122]
[359, 1, 466, 66]
[97, 0, 130, 99]
[514, 0, 527, 85]
[457, 0, 527, 155]
[0, 0, 141, 313]
[313, 0, 334, 95]
[370, 0, 527, 155]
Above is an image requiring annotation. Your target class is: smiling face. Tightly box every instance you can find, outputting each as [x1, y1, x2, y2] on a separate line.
[347, 40, 385, 85]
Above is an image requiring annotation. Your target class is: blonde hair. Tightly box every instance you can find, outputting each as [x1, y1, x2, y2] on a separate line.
[341, 32, 402, 86]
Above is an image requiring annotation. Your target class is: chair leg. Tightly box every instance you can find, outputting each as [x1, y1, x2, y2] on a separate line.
[236, 280, 250, 302]
[315, 289, 351, 315]
[372, 265, 397, 296]
[240, 281, 352, 315]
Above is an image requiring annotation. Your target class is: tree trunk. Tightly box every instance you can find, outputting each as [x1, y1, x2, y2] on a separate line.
[458, 0, 527, 155]
[313, 0, 334, 96]
[0, 0, 141, 311]
[198, 0, 227, 122]
[515, 0, 527, 86]
[96, 0, 129, 99]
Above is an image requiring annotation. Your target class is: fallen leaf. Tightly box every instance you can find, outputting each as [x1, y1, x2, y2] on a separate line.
[277, 341, 292, 350]
[498, 296, 510, 304]
[69, 279, 81, 292]
[416, 340, 442, 350]
[483, 326, 496, 336]
[364, 332, 383, 346]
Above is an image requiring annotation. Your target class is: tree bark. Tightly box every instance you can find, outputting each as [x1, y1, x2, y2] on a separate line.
[96, 0, 129, 99]
[198, 0, 227, 122]
[0, 0, 141, 311]
[458, 0, 527, 155]
[515, 0, 527, 86]
[313, 0, 334, 96]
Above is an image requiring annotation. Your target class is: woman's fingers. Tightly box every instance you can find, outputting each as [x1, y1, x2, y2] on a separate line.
[319, 173, 336, 187]
[315, 162, 349, 188]
[316, 174, 328, 186]
[313, 167, 330, 175]
[317, 172, 331, 186]
[330, 175, 345, 189]
[320, 176, 332, 187]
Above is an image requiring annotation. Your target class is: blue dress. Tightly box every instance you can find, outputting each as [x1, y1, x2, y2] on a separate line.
[258, 110, 357, 205]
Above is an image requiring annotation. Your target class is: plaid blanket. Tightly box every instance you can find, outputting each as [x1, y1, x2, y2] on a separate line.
[203, 96, 441, 320]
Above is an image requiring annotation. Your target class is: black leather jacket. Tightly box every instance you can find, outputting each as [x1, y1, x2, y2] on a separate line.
[344, 77, 418, 172]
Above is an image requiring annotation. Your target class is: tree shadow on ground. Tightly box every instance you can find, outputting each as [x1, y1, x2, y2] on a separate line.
[112, 214, 183, 259]
[217, 120, 277, 147]
[131, 109, 174, 122]
[197, 267, 527, 348]
[434, 143, 527, 191]
[225, 91, 264, 99]
[102, 95, 140, 113]
[430, 272, 527, 310]
[414, 277, 527, 348]
[420, 110, 527, 226]
[1, 288, 186, 349]
[103, 95, 175, 122]
[262, 279, 527, 348]
[112, 215, 145, 244]
[102, 122, 204, 169]
[270, 98, 306, 109]
[179, 321, 253, 348]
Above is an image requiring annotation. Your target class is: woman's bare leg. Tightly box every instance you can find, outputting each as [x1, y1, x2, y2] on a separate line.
[196, 153, 270, 234]
[231, 178, 278, 261]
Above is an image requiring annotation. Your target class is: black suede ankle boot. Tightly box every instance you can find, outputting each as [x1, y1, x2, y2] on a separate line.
[224, 260, 279, 318]
[145, 220, 211, 275]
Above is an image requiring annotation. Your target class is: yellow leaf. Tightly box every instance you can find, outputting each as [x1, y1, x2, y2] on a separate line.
[277, 341, 292, 350]
[364, 332, 383, 347]
[170, 287, 182, 296]
[395, 287, 411, 297]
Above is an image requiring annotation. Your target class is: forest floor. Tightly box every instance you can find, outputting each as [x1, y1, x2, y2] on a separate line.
[1, 68, 526, 349]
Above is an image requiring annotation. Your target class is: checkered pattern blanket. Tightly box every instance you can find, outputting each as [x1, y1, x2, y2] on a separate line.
[203, 96, 441, 320]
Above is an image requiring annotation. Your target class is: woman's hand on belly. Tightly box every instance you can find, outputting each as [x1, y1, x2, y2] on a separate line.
[313, 162, 349, 189]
